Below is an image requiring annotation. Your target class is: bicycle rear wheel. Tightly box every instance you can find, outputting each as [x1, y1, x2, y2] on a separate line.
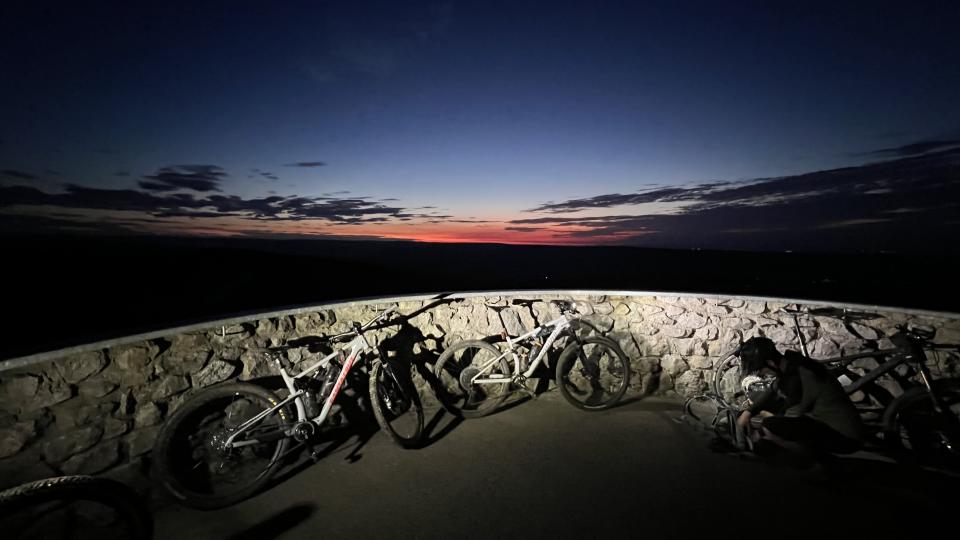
[370, 359, 425, 448]
[0, 475, 152, 540]
[153, 383, 291, 510]
[556, 336, 630, 410]
[433, 340, 512, 418]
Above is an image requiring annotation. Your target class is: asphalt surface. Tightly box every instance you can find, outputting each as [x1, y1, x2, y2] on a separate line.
[154, 394, 960, 540]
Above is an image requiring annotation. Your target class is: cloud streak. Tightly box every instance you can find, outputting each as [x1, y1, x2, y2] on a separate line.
[140, 165, 227, 192]
[2, 169, 39, 181]
[284, 161, 327, 168]
[855, 139, 960, 158]
[514, 147, 960, 251]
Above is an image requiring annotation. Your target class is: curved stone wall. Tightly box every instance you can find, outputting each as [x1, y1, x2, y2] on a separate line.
[1, 292, 958, 491]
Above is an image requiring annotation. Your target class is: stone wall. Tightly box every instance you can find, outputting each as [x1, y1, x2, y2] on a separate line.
[2, 293, 959, 491]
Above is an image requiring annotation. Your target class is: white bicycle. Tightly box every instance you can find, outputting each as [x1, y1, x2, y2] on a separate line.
[434, 300, 631, 417]
[153, 307, 424, 509]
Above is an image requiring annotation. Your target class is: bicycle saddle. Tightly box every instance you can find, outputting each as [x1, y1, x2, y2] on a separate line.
[282, 335, 331, 352]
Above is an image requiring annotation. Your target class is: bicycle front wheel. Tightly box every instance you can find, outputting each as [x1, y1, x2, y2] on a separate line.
[556, 336, 631, 410]
[712, 350, 745, 410]
[152, 383, 291, 510]
[0, 476, 152, 540]
[883, 379, 960, 469]
[433, 340, 512, 418]
[369, 360, 425, 448]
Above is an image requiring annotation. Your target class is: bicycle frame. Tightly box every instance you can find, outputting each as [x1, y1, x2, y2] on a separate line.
[784, 313, 945, 404]
[470, 314, 576, 385]
[223, 332, 371, 449]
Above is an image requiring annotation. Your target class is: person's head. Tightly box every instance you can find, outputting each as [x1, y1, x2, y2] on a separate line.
[740, 337, 782, 375]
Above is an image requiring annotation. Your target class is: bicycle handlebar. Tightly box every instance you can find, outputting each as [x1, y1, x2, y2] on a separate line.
[550, 300, 579, 314]
[270, 307, 398, 353]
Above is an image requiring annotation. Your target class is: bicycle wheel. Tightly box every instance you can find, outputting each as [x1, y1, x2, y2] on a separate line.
[369, 359, 425, 448]
[883, 379, 960, 469]
[433, 340, 512, 419]
[153, 383, 291, 510]
[555, 336, 631, 410]
[0, 476, 152, 540]
[684, 394, 722, 425]
[712, 350, 746, 410]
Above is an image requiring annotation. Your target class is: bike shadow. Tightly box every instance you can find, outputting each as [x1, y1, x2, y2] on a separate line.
[378, 314, 470, 449]
[258, 298, 469, 489]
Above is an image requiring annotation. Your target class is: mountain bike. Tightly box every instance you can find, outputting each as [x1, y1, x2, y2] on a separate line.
[434, 300, 631, 418]
[684, 306, 960, 468]
[0, 475, 152, 540]
[153, 307, 424, 509]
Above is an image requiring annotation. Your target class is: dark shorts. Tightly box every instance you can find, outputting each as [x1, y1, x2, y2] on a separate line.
[761, 415, 862, 454]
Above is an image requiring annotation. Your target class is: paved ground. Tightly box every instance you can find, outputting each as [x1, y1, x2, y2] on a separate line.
[155, 393, 960, 539]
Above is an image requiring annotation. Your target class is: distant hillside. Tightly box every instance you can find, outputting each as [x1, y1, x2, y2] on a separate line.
[2, 235, 958, 359]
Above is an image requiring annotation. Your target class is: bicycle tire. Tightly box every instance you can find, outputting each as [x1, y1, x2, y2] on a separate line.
[433, 340, 512, 419]
[152, 383, 291, 510]
[882, 378, 960, 469]
[711, 349, 745, 410]
[684, 394, 722, 424]
[0, 475, 152, 540]
[369, 359, 425, 448]
[555, 336, 631, 410]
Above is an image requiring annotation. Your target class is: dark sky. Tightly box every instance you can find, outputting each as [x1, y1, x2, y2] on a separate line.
[1, 1, 958, 250]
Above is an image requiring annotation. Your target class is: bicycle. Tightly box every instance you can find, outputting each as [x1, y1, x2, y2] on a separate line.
[153, 307, 425, 509]
[684, 306, 960, 468]
[433, 300, 631, 418]
[0, 475, 152, 540]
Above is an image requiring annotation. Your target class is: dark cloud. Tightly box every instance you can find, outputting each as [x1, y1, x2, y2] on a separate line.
[141, 165, 227, 192]
[138, 181, 177, 192]
[284, 161, 327, 168]
[528, 182, 734, 213]
[2, 169, 39, 181]
[504, 226, 542, 233]
[517, 147, 960, 251]
[856, 139, 960, 158]
[114, 170, 131, 177]
[0, 180, 470, 229]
